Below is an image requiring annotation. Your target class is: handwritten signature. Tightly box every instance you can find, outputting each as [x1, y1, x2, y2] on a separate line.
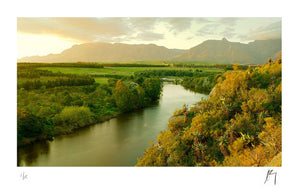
[264, 169, 277, 185]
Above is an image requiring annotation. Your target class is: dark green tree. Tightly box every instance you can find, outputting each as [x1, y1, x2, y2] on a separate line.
[143, 77, 163, 101]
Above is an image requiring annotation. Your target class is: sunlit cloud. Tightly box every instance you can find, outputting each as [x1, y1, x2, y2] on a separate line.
[18, 17, 282, 43]
[197, 23, 219, 36]
[17, 17, 131, 43]
[239, 21, 282, 41]
[196, 18, 238, 38]
[17, 33, 79, 59]
[165, 18, 194, 33]
[219, 27, 237, 39]
[17, 17, 282, 58]
[217, 17, 239, 26]
[135, 32, 165, 41]
[127, 17, 160, 31]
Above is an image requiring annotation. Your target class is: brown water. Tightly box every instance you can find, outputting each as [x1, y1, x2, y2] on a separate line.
[17, 84, 208, 166]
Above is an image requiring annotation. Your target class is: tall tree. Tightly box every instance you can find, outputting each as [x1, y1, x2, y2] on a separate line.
[143, 77, 163, 101]
[112, 80, 134, 112]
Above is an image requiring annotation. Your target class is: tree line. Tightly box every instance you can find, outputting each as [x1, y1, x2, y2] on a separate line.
[134, 69, 218, 78]
[17, 62, 104, 68]
[99, 63, 168, 67]
[17, 76, 95, 90]
[171, 63, 251, 70]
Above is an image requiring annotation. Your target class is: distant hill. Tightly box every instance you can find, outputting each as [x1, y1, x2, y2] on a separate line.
[18, 42, 186, 63]
[18, 38, 281, 64]
[169, 38, 281, 65]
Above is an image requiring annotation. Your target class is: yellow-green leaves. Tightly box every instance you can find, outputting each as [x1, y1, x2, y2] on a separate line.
[137, 58, 282, 166]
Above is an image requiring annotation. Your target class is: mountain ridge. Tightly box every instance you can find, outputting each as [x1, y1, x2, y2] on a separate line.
[169, 38, 281, 64]
[19, 42, 186, 63]
[18, 38, 281, 64]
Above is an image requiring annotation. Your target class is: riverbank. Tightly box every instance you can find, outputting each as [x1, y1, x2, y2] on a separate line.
[17, 74, 163, 147]
[17, 111, 120, 147]
[18, 84, 209, 166]
[137, 59, 282, 166]
[17, 81, 212, 148]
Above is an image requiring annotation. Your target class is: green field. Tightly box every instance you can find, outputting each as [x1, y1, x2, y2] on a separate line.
[19, 62, 227, 91]
[38, 66, 223, 76]
[94, 77, 109, 84]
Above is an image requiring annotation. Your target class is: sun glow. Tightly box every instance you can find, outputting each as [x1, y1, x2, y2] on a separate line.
[17, 33, 79, 59]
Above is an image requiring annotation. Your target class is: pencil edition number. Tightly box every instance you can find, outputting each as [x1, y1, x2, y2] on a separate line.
[20, 172, 28, 181]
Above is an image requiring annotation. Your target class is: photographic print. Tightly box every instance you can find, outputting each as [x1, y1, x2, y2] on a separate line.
[17, 17, 282, 167]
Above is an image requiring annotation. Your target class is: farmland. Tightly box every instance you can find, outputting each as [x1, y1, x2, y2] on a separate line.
[35, 62, 225, 84]
[17, 61, 225, 145]
[38, 65, 223, 76]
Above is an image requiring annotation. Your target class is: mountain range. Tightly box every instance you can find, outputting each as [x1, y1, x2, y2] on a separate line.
[18, 38, 281, 65]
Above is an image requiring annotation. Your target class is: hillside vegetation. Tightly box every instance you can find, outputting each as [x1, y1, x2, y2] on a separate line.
[137, 58, 282, 166]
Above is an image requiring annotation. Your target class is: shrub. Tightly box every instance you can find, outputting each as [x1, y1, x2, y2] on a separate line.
[53, 106, 94, 129]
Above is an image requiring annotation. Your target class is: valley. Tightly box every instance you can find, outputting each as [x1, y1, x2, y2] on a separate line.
[17, 57, 281, 167]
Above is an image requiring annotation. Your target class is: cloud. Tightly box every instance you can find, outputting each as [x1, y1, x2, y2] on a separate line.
[219, 27, 237, 39]
[136, 32, 164, 41]
[165, 18, 194, 33]
[217, 17, 239, 26]
[129, 17, 196, 34]
[193, 18, 213, 24]
[17, 17, 131, 42]
[240, 21, 281, 40]
[196, 18, 240, 39]
[197, 23, 219, 36]
[19, 17, 279, 45]
[17, 17, 202, 43]
[127, 17, 160, 31]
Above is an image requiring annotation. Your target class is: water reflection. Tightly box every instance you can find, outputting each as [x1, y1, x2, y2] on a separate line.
[18, 84, 208, 166]
[17, 140, 50, 166]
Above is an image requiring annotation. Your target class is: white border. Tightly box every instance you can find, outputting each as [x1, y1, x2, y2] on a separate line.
[1, 0, 299, 188]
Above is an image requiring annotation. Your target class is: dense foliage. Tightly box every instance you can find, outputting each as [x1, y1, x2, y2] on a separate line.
[134, 69, 222, 94]
[172, 63, 249, 70]
[17, 64, 163, 146]
[180, 63, 253, 94]
[134, 69, 218, 78]
[136, 58, 281, 166]
[181, 75, 219, 94]
[17, 66, 96, 90]
[99, 63, 168, 67]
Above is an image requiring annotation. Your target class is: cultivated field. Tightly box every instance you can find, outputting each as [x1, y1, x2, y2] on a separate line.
[37, 62, 225, 84]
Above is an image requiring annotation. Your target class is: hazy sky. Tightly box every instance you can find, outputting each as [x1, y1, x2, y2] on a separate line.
[17, 17, 281, 59]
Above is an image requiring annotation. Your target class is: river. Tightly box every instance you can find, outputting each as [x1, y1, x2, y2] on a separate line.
[17, 83, 209, 166]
